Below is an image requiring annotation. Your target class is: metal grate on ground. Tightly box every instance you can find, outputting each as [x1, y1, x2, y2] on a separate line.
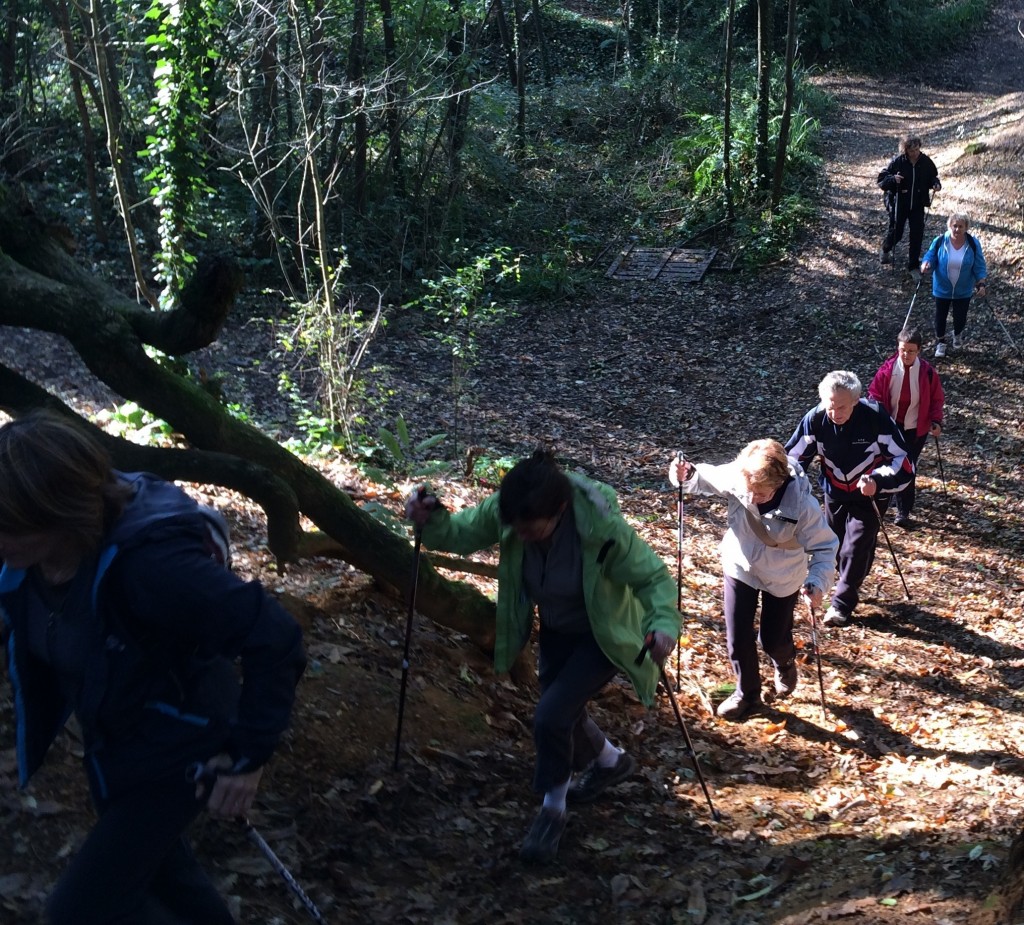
[605, 244, 718, 282]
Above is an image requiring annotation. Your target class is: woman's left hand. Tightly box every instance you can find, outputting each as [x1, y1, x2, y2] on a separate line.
[800, 584, 824, 611]
[197, 752, 264, 818]
[647, 630, 676, 665]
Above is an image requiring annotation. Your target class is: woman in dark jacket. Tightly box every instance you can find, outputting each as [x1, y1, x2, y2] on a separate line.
[877, 134, 941, 276]
[0, 411, 306, 924]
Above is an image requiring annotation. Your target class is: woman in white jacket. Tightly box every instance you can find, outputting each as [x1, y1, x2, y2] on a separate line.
[669, 439, 838, 721]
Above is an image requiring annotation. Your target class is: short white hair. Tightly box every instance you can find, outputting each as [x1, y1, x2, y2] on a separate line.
[818, 370, 862, 402]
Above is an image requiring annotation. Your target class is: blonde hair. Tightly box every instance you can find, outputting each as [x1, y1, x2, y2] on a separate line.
[736, 439, 790, 491]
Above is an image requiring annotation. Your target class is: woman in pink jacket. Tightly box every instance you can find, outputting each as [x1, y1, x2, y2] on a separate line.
[867, 325, 945, 529]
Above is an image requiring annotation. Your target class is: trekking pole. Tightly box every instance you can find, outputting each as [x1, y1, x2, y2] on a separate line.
[675, 451, 686, 693]
[636, 634, 721, 821]
[870, 498, 911, 601]
[902, 276, 922, 329]
[244, 821, 325, 922]
[804, 595, 828, 722]
[890, 187, 899, 275]
[983, 288, 1023, 358]
[187, 764, 325, 923]
[393, 525, 423, 770]
[933, 435, 947, 496]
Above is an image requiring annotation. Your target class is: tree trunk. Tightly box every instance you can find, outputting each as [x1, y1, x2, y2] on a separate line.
[528, 0, 551, 84]
[348, 0, 369, 214]
[376, 0, 405, 196]
[512, 0, 527, 155]
[723, 0, 735, 221]
[44, 0, 108, 245]
[770, 0, 797, 210]
[0, 185, 498, 655]
[754, 0, 772, 191]
[493, 0, 519, 87]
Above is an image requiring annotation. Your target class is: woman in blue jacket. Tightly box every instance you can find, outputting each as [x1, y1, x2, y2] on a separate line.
[0, 411, 306, 924]
[921, 212, 989, 357]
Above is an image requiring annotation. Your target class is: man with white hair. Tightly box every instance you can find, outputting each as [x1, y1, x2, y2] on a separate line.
[785, 371, 914, 626]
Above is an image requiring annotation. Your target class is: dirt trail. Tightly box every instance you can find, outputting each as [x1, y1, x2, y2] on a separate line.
[1, 6, 1023, 925]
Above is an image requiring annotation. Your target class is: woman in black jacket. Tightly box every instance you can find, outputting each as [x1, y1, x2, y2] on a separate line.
[0, 411, 306, 924]
[877, 134, 941, 277]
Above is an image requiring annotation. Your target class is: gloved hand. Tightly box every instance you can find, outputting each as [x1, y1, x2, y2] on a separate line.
[668, 457, 694, 488]
[647, 630, 676, 666]
[404, 487, 440, 528]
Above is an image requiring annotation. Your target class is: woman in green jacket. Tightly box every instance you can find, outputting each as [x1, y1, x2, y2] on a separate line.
[406, 450, 679, 865]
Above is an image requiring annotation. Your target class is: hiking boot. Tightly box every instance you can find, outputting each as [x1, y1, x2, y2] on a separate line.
[934, 340, 948, 358]
[894, 513, 915, 530]
[909, 267, 922, 283]
[822, 606, 849, 627]
[880, 247, 892, 265]
[567, 752, 637, 804]
[716, 690, 760, 722]
[952, 330, 968, 349]
[774, 661, 799, 698]
[520, 807, 567, 864]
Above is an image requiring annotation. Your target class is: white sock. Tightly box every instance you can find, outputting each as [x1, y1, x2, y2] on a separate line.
[596, 739, 622, 769]
[543, 778, 571, 813]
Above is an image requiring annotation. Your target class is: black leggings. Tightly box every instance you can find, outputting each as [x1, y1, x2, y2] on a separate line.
[48, 773, 234, 925]
[722, 575, 797, 700]
[884, 205, 926, 268]
[533, 626, 617, 793]
[934, 297, 970, 339]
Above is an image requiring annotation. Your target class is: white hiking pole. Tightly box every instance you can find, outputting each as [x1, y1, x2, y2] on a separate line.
[902, 275, 922, 329]
[187, 764, 325, 922]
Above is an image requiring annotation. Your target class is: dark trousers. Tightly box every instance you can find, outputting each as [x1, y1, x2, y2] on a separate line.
[884, 205, 926, 268]
[48, 773, 234, 925]
[722, 574, 797, 700]
[895, 428, 928, 517]
[826, 496, 889, 616]
[533, 626, 617, 794]
[934, 297, 971, 338]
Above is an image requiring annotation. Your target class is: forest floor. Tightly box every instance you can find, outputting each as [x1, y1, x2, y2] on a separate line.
[3, 3, 1024, 925]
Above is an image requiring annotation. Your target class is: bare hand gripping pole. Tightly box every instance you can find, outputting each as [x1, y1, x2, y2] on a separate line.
[636, 634, 721, 822]
[187, 764, 325, 922]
